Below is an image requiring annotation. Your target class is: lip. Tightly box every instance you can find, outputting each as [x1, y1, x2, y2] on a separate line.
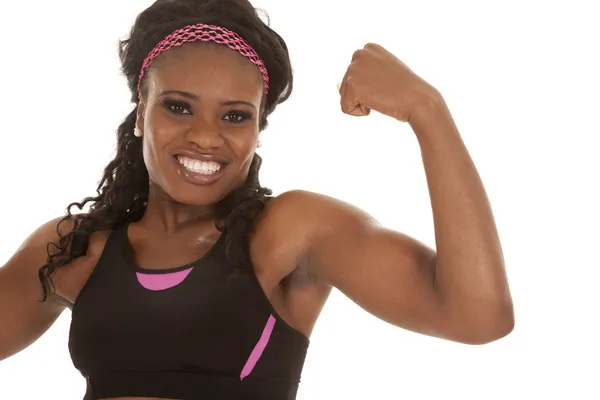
[172, 156, 226, 186]
[171, 148, 230, 165]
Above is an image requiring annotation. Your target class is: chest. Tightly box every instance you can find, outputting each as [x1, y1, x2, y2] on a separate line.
[55, 221, 320, 339]
[67, 250, 309, 386]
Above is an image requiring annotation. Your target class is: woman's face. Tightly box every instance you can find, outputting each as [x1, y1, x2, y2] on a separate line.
[137, 43, 264, 207]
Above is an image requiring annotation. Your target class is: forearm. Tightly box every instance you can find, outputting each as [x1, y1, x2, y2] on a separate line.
[410, 98, 513, 334]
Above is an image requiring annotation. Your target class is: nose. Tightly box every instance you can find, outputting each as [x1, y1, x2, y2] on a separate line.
[184, 117, 225, 149]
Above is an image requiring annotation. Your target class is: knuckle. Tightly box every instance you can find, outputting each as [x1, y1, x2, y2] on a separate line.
[351, 49, 364, 61]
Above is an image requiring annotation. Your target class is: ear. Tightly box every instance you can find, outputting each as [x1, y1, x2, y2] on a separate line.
[136, 101, 146, 130]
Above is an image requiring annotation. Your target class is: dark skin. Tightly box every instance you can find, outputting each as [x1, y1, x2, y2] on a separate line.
[0, 43, 514, 400]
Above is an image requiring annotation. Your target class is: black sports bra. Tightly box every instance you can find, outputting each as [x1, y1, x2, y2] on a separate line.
[68, 224, 309, 399]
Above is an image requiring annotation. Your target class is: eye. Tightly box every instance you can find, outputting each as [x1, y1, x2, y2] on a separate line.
[223, 110, 253, 124]
[162, 99, 192, 115]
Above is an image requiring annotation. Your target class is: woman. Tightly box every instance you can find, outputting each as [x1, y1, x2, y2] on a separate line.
[0, 0, 514, 399]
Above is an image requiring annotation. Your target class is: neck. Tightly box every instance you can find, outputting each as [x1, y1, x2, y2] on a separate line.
[139, 187, 219, 235]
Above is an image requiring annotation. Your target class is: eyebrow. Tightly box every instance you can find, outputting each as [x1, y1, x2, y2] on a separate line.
[159, 90, 257, 110]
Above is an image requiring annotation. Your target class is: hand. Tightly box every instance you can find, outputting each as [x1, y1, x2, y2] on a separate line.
[338, 43, 443, 123]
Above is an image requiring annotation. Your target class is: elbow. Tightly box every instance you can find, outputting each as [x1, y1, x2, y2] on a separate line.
[453, 300, 515, 345]
[462, 316, 514, 345]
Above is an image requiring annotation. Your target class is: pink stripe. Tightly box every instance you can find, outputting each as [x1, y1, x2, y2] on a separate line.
[240, 314, 276, 380]
[136, 267, 193, 291]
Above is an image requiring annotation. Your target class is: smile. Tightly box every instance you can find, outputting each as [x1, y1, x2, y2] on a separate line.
[173, 155, 227, 185]
[177, 155, 223, 174]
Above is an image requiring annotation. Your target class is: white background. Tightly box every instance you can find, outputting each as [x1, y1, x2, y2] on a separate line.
[1, 0, 599, 399]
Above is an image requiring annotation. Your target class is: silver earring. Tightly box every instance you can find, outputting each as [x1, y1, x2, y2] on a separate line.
[134, 128, 143, 137]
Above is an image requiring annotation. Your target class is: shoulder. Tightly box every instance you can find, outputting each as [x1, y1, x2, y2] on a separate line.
[256, 190, 377, 271]
[10, 215, 78, 271]
[11, 215, 112, 304]
[266, 189, 377, 233]
[2, 215, 80, 306]
[27, 215, 111, 266]
[51, 217, 113, 304]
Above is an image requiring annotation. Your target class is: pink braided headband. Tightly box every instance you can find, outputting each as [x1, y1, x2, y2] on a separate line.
[137, 23, 270, 99]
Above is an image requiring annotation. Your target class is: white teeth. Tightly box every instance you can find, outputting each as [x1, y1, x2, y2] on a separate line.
[177, 156, 222, 174]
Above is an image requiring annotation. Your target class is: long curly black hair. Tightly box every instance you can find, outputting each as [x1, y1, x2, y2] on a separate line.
[38, 0, 293, 301]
